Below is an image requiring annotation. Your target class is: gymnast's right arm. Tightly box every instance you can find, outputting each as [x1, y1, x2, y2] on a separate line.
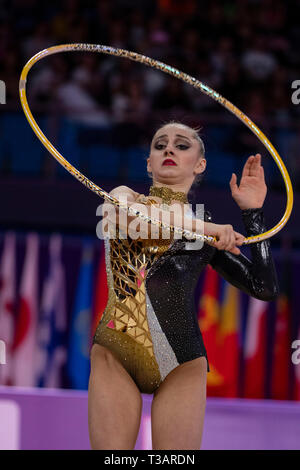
[103, 185, 206, 239]
[103, 186, 208, 239]
[102, 186, 245, 253]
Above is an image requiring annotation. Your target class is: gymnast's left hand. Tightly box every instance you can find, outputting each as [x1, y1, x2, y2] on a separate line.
[229, 153, 267, 210]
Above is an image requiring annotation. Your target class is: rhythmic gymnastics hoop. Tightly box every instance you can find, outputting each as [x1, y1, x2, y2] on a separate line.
[19, 44, 293, 245]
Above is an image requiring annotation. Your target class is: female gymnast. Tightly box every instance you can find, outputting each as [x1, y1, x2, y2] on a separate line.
[88, 121, 279, 450]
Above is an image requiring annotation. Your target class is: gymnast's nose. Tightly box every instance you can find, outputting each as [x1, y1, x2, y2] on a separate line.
[164, 146, 174, 156]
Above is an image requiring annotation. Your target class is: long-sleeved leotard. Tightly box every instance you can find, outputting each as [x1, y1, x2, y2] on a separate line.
[208, 207, 279, 302]
[92, 205, 279, 394]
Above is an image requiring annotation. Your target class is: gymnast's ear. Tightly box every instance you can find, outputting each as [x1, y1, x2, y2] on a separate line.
[147, 157, 152, 174]
[194, 157, 206, 175]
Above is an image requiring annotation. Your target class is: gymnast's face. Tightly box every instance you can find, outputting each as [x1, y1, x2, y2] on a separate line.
[147, 124, 206, 191]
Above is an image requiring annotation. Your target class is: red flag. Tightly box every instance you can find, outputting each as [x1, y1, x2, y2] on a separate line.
[218, 280, 240, 398]
[270, 257, 292, 400]
[198, 265, 224, 395]
[271, 279, 291, 399]
[243, 296, 268, 398]
[91, 243, 108, 339]
[0, 232, 16, 385]
[12, 233, 39, 386]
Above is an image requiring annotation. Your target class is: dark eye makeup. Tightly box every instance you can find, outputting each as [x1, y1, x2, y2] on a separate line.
[155, 143, 189, 150]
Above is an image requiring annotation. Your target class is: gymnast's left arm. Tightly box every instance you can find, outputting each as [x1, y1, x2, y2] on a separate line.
[208, 207, 280, 301]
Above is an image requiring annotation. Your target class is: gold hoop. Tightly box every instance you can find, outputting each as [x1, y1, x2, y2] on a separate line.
[19, 43, 293, 245]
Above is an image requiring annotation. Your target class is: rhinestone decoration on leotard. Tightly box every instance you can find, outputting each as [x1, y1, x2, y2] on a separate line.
[145, 290, 179, 381]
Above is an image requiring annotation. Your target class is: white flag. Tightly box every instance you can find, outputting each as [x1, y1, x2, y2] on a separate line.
[12, 233, 39, 387]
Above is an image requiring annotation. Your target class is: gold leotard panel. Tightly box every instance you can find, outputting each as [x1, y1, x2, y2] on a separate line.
[93, 195, 174, 393]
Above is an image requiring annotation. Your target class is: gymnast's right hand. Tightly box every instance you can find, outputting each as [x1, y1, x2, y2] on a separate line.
[204, 222, 245, 256]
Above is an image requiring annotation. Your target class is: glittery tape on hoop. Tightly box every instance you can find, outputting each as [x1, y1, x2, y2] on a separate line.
[19, 43, 293, 245]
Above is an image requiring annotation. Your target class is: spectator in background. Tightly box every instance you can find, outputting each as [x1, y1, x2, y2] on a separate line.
[241, 35, 277, 83]
[211, 36, 235, 80]
[267, 68, 291, 124]
[257, 0, 286, 32]
[107, 17, 128, 49]
[67, 18, 90, 44]
[0, 22, 14, 64]
[146, 16, 171, 59]
[178, 29, 201, 71]
[157, 0, 197, 18]
[28, 55, 69, 107]
[219, 59, 245, 105]
[269, 85, 291, 124]
[205, 3, 228, 41]
[100, 57, 137, 103]
[88, 0, 112, 44]
[72, 54, 102, 100]
[111, 77, 150, 125]
[152, 74, 193, 113]
[55, 68, 111, 127]
[22, 21, 55, 62]
[0, 0, 298, 148]
[128, 9, 147, 48]
[184, 60, 221, 113]
[143, 63, 167, 98]
[51, 0, 82, 42]
[243, 91, 267, 124]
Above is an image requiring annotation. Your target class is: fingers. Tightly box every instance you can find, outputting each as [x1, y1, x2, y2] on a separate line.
[249, 154, 262, 177]
[214, 226, 245, 255]
[242, 153, 262, 178]
[229, 173, 238, 192]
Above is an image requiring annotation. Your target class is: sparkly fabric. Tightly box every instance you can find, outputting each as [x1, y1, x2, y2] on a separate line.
[149, 185, 188, 205]
[92, 192, 279, 394]
[145, 290, 179, 381]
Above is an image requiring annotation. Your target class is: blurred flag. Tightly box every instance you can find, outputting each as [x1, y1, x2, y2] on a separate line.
[218, 279, 240, 398]
[198, 265, 224, 394]
[67, 239, 94, 389]
[35, 234, 67, 388]
[293, 322, 300, 401]
[12, 233, 39, 386]
[270, 257, 291, 400]
[91, 243, 108, 338]
[0, 232, 16, 385]
[243, 296, 268, 398]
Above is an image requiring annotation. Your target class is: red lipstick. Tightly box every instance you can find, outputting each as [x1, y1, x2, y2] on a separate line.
[163, 159, 177, 166]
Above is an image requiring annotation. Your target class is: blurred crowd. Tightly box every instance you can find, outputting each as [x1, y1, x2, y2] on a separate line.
[1, 0, 300, 128]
